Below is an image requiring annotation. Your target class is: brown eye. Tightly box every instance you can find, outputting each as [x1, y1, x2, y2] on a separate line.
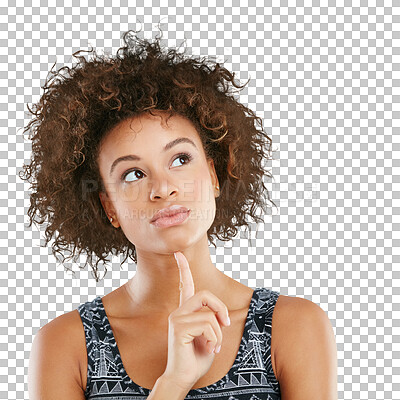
[171, 153, 192, 167]
[122, 169, 144, 183]
[121, 152, 193, 184]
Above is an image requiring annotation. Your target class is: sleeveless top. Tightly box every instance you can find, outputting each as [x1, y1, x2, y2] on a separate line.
[77, 286, 281, 399]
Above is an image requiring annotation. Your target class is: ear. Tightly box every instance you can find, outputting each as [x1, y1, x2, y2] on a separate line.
[207, 158, 220, 195]
[99, 191, 116, 223]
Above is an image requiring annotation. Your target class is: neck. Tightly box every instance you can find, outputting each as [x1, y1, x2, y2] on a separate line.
[125, 235, 230, 317]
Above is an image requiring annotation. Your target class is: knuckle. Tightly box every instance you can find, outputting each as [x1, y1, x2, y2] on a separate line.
[168, 311, 177, 322]
[198, 289, 209, 297]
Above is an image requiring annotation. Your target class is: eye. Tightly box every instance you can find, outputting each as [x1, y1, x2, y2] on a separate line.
[122, 152, 193, 183]
[122, 169, 145, 183]
[171, 152, 192, 168]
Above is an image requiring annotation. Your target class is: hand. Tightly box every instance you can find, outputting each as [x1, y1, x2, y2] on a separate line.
[161, 251, 231, 393]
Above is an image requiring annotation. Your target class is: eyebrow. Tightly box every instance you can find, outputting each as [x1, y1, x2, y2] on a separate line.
[109, 137, 198, 176]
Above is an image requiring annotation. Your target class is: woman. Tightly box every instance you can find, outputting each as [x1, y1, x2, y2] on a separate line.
[24, 31, 338, 399]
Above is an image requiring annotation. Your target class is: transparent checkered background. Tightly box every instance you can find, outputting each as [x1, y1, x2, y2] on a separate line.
[1, 0, 399, 399]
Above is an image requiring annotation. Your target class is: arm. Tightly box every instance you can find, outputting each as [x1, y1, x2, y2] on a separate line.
[275, 297, 338, 400]
[148, 374, 191, 400]
[28, 312, 86, 400]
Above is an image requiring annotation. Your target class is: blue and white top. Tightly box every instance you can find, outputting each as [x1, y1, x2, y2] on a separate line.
[77, 286, 281, 399]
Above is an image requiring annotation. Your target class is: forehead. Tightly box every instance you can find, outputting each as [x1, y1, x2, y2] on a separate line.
[97, 111, 205, 173]
[101, 111, 200, 148]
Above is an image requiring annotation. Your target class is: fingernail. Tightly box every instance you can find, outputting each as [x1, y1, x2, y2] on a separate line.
[174, 252, 178, 263]
[215, 345, 221, 353]
[227, 316, 231, 326]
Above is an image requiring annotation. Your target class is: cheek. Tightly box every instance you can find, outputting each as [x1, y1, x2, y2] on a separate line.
[116, 207, 152, 246]
[188, 177, 214, 204]
[104, 182, 141, 205]
[114, 200, 149, 224]
[190, 178, 216, 225]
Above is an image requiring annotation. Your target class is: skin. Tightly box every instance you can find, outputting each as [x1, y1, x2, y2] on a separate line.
[95, 109, 338, 398]
[28, 110, 338, 399]
[97, 110, 242, 319]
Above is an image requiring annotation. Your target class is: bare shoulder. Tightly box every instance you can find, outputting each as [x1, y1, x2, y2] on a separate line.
[271, 294, 338, 399]
[28, 308, 87, 398]
[272, 293, 334, 356]
[41, 307, 85, 333]
[273, 293, 326, 319]
[40, 308, 86, 362]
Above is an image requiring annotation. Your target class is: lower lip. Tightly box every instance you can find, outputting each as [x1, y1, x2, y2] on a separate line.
[152, 210, 191, 228]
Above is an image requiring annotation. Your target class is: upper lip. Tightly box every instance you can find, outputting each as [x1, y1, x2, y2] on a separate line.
[151, 205, 190, 222]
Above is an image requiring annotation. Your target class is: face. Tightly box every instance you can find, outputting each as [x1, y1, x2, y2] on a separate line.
[97, 111, 220, 254]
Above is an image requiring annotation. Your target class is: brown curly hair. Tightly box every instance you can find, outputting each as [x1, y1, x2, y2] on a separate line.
[19, 30, 277, 282]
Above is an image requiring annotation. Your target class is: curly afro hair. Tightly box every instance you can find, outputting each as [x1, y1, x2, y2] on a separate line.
[19, 30, 277, 282]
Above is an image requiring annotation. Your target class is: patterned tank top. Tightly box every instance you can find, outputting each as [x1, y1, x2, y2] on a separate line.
[77, 286, 281, 399]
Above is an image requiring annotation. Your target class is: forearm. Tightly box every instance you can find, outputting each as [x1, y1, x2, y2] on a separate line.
[147, 374, 190, 400]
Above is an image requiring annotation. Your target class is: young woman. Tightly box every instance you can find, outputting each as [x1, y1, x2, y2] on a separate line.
[24, 31, 338, 399]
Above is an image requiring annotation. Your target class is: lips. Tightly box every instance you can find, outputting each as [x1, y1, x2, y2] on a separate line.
[151, 205, 190, 223]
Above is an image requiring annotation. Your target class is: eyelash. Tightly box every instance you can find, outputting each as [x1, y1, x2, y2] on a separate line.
[121, 152, 193, 182]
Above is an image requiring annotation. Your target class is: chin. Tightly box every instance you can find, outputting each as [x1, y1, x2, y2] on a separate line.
[157, 231, 203, 252]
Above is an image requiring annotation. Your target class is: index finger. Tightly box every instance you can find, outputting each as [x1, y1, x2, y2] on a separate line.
[174, 251, 194, 306]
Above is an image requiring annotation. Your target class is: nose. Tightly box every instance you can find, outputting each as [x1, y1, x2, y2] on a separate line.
[149, 179, 179, 200]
